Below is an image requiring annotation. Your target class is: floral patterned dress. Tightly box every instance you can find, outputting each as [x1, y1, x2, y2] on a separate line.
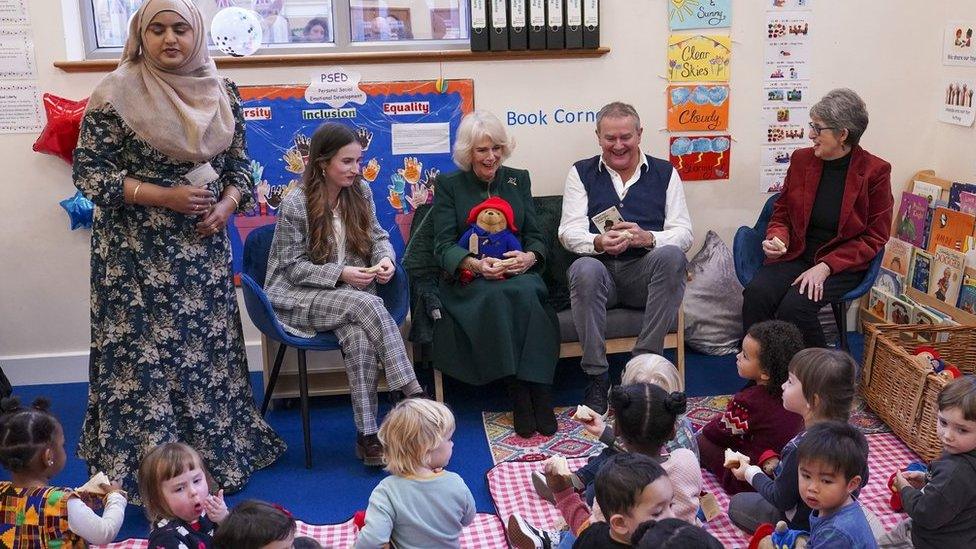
[72, 80, 285, 497]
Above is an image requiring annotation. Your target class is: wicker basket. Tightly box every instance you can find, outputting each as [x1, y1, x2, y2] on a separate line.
[861, 324, 976, 462]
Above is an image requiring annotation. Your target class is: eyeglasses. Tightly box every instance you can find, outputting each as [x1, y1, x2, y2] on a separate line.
[808, 122, 837, 136]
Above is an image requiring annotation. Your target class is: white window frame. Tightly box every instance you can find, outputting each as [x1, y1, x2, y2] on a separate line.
[76, 1, 471, 60]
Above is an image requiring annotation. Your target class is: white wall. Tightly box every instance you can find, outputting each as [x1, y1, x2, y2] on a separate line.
[1, 0, 974, 382]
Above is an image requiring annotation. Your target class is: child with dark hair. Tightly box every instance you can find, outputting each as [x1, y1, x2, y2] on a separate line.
[508, 453, 674, 549]
[293, 536, 325, 548]
[213, 500, 296, 549]
[796, 421, 875, 548]
[0, 397, 127, 546]
[880, 375, 976, 548]
[728, 348, 872, 534]
[631, 517, 724, 548]
[698, 320, 805, 494]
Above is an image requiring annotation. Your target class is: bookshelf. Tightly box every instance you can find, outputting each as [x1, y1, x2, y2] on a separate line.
[859, 169, 976, 328]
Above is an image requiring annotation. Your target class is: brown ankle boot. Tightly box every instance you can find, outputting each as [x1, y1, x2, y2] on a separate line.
[356, 433, 384, 466]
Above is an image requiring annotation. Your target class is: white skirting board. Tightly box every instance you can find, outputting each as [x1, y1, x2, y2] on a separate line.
[0, 342, 265, 386]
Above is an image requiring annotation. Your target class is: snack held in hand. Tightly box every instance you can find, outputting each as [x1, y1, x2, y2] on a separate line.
[724, 448, 750, 469]
[572, 404, 599, 422]
[771, 236, 787, 252]
[76, 471, 112, 494]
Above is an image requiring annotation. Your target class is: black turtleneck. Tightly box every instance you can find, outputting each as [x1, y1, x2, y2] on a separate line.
[803, 151, 852, 263]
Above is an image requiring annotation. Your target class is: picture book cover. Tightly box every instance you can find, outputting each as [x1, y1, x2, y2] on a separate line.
[875, 267, 904, 296]
[911, 304, 943, 325]
[882, 237, 912, 276]
[912, 180, 943, 204]
[927, 207, 976, 253]
[957, 266, 976, 314]
[909, 248, 933, 293]
[960, 191, 976, 216]
[868, 288, 889, 320]
[888, 294, 913, 324]
[894, 192, 929, 248]
[949, 182, 976, 211]
[928, 245, 966, 305]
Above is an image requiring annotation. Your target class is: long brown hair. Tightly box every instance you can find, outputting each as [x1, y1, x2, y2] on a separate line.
[788, 348, 856, 423]
[304, 123, 372, 263]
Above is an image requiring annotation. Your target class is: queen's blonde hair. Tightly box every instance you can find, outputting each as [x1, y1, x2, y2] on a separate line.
[451, 110, 514, 171]
[377, 399, 455, 476]
[622, 354, 682, 392]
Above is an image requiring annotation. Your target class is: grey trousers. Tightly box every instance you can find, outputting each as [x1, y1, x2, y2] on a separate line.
[567, 245, 687, 375]
[877, 519, 914, 548]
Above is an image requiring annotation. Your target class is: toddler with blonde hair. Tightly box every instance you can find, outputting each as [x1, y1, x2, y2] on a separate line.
[354, 399, 475, 549]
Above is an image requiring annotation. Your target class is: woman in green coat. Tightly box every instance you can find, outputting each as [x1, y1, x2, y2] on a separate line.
[430, 110, 560, 438]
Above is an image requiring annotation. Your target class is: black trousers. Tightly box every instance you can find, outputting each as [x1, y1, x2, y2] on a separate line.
[742, 259, 864, 348]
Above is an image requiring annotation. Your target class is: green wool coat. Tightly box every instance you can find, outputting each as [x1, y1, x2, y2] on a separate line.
[429, 166, 560, 385]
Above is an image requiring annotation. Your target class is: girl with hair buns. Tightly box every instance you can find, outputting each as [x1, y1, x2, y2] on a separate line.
[72, 0, 284, 497]
[0, 397, 128, 546]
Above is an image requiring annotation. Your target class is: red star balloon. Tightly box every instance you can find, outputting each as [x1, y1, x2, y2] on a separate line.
[32, 93, 89, 164]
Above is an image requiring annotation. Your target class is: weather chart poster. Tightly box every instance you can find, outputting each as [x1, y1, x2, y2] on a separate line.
[229, 80, 474, 275]
[669, 135, 731, 181]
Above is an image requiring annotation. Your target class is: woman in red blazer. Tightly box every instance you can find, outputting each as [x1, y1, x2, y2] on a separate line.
[743, 89, 893, 347]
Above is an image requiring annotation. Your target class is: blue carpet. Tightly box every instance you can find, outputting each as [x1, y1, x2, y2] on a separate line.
[1, 333, 863, 541]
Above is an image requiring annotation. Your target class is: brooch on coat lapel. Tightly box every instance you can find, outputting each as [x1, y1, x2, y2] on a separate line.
[507, 177, 517, 186]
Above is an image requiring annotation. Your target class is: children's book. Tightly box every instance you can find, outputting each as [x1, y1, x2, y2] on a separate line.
[922, 199, 947, 250]
[959, 191, 976, 216]
[888, 294, 913, 323]
[912, 180, 943, 205]
[882, 238, 912, 276]
[957, 266, 976, 314]
[948, 182, 976, 211]
[908, 248, 933, 293]
[911, 304, 943, 325]
[868, 288, 889, 320]
[875, 267, 904, 296]
[928, 245, 967, 306]
[894, 192, 929, 248]
[927, 207, 975, 253]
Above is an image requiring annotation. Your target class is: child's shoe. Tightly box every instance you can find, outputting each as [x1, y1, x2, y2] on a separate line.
[507, 513, 557, 549]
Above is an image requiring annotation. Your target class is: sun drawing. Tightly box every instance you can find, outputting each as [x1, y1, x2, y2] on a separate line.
[669, 0, 702, 23]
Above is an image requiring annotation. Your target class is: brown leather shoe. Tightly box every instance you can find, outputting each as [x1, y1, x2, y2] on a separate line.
[356, 433, 384, 467]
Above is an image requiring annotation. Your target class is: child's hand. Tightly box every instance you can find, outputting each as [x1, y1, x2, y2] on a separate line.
[730, 461, 751, 482]
[895, 471, 926, 491]
[204, 489, 228, 523]
[581, 414, 606, 439]
[98, 480, 126, 498]
[543, 457, 573, 494]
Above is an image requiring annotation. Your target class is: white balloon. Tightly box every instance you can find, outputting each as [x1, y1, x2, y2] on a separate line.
[210, 7, 263, 57]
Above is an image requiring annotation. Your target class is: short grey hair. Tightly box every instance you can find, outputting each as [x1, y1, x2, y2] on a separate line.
[452, 110, 514, 171]
[810, 88, 869, 147]
[596, 101, 641, 132]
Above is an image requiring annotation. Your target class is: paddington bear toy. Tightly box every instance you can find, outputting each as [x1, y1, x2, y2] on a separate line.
[458, 196, 522, 261]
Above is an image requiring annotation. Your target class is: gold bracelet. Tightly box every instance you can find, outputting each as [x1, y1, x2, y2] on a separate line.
[132, 183, 143, 202]
[227, 194, 240, 208]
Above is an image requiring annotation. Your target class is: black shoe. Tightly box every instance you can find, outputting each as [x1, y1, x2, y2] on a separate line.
[583, 373, 610, 415]
[509, 379, 537, 438]
[507, 513, 556, 549]
[529, 383, 558, 436]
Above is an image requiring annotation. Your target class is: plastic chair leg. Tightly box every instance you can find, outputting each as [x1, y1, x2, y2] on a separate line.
[296, 349, 312, 468]
[261, 343, 288, 415]
[832, 302, 849, 352]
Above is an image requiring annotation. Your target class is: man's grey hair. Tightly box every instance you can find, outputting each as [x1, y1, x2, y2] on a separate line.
[809, 88, 869, 147]
[596, 102, 641, 132]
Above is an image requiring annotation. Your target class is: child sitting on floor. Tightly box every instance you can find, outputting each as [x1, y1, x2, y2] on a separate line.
[631, 517, 724, 548]
[880, 375, 976, 548]
[354, 399, 475, 549]
[0, 397, 128, 546]
[508, 453, 675, 549]
[698, 320, 805, 495]
[138, 442, 228, 549]
[533, 355, 698, 505]
[795, 421, 876, 548]
[214, 499, 295, 549]
[727, 348, 870, 534]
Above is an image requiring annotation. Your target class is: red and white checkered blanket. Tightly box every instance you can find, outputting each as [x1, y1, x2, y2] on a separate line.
[487, 433, 921, 548]
[93, 512, 507, 549]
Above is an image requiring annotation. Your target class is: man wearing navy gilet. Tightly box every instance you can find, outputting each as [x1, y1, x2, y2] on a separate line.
[558, 102, 693, 414]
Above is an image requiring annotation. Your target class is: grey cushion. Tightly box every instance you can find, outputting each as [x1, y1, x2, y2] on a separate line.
[558, 308, 646, 342]
[684, 230, 743, 355]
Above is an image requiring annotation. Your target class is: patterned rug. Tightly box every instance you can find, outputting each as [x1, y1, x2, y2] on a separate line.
[483, 406, 605, 464]
[94, 513, 507, 549]
[484, 395, 891, 465]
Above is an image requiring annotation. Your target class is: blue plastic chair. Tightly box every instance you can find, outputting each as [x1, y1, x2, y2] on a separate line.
[240, 223, 409, 468]
[732, 193, 884, 351]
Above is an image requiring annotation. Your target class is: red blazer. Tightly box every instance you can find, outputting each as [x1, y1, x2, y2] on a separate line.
[765, 145, 893, 274]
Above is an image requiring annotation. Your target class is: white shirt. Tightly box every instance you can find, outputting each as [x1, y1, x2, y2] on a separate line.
[558, 151, 694, 255]
[67, 492, 127, 544]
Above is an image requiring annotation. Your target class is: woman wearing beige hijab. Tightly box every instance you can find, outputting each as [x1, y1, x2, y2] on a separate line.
[73, 0, 285, 498]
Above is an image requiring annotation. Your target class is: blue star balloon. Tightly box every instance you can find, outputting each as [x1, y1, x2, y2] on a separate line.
[59, 190, 93, 230]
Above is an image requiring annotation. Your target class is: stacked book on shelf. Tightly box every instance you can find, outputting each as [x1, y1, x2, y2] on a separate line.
[870, 179, 976, 324]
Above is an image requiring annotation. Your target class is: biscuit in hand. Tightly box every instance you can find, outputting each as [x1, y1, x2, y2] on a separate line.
[572, 404, 598, 422]
[723, 449, 750, 470]
[76, 471, 111, 495]
[360, 265, 382, 274]
[770, 236, 787, 252]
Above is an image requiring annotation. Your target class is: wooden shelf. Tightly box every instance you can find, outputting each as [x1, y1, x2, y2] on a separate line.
[54, 47, 610, 73]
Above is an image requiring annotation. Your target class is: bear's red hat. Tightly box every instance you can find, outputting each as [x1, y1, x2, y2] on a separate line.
[466, 196, 517, 233]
